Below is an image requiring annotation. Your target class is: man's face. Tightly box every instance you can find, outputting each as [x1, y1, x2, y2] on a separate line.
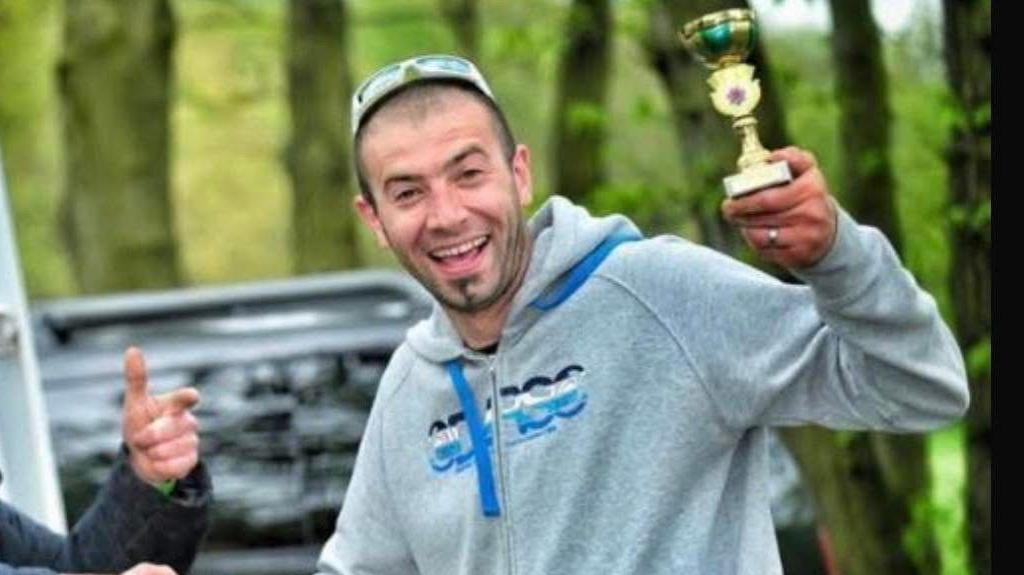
[355, 92, 533, 313]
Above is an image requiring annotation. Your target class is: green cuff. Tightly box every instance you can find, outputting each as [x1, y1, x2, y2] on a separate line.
[155, 479, 177, 497]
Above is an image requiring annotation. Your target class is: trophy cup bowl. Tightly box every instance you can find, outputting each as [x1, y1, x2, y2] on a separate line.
[679, 9, 758, 71]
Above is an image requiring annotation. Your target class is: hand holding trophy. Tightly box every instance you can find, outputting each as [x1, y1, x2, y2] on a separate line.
[679, 9, 792, 197]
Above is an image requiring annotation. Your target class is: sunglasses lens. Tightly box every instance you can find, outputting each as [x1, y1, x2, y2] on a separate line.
[356, 64, 401, 105]
[414, 56, 472, 74]
[353, 55, 488, 135]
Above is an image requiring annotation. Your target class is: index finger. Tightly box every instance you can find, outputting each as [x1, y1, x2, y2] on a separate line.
[156, 387, 201, 415]
[722, 182, 803, 220]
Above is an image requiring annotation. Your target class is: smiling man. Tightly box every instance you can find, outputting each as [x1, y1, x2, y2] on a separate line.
[315, 54, 969, 575]
[353, 79, 533, 349]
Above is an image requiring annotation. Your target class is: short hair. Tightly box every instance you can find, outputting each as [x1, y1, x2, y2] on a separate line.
[353, 80, 517, 209]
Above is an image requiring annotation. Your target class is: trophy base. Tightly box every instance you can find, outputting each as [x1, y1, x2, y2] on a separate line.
[723, 161, 793, 198]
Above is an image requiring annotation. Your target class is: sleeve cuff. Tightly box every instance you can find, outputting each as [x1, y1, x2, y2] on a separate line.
[790, 206, 887, 304]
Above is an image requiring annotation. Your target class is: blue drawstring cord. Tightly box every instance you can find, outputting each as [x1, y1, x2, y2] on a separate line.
[445, 360, 502, 517]
[446, 231, 641, 518]
[530, 233, 642, 311]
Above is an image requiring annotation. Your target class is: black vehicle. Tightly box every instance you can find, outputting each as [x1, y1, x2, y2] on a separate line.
[31, 270, 431, 574]
[32, 268, 829, 575]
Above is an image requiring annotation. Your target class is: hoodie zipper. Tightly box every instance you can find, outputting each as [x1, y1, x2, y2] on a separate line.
[488, 356, 516, 575]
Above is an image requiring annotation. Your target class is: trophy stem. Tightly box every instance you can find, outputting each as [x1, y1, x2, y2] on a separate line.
[733, 116, 770, 171]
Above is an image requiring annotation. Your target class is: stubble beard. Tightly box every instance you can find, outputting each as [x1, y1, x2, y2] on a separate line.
[389, 207, 530, 315]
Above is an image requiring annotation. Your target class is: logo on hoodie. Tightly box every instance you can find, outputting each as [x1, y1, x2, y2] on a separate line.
[428, 364, 588, 474]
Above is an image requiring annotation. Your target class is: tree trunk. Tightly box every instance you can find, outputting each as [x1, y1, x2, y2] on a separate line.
[942, 1, 991, 573]
[825, 2, 940, 573]
[58, 0, 181, 293]
[828, 0, 902, 253]
[779, 427, 931, 575]
[285, 0, 361, 273]
[645, 3, 943, 574]
[0, 0, 72, 297]
[438, 0, 479, 60]
[551, 0, 611, 205]
[642, 0, 790, 255]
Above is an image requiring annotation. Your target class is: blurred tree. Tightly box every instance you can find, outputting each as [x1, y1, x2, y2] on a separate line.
[796, 2, 941, 574]
[438, 0, 479, 60]
[829, 0, 902, 253]
[642, 0, 788, 255]
[551, 0, 611, 204]
[643, 2, 946, 574]
[58, 0, 181, 293]
[285, 0, 362, 272]
[0, 0, 73, 297]
[942, 1, 991, 573]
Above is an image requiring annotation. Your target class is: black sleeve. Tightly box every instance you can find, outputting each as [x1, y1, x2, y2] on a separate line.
[0, 449, 212, 574]
[0, 501, 63, 574]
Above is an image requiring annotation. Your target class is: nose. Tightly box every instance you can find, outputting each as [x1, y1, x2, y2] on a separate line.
[425, 184, 469, 233]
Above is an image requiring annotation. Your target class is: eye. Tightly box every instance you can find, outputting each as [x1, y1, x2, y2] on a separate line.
[392, 188, 422, 204]
[458, 168, 484, 184]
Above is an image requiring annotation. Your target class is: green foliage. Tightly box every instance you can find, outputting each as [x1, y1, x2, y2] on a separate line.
[928, 425, 969, 575]
[566, 101, 607, 137]
[630, 94, 657, 122]
[966, 336, 991, 380]
[949, 199, 991, 235]
[590, 181, 690, 236]
[902, 493, 938, 571]
[0, 1, 979, 571]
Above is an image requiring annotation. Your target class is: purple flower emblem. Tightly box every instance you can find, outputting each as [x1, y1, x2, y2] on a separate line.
[727, 87, 746, 106]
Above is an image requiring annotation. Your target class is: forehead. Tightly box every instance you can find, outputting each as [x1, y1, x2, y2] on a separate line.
[362, 88, 494, 142]
[360, 91, 500, 168]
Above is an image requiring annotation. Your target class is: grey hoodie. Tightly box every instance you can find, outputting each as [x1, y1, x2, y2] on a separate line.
[317, 196, 968, 575]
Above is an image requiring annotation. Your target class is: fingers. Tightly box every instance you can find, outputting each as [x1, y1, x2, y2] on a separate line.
[721, 163, 824, 222]
[121, 562, 178, 575]
[156, 387, 200, 415]
[128, 409, 200, 483]
[738, 217, 837, 268]
[142, 450, 199, 482]
[721, 146, 838, 269]
[768, 146, 818, 178]
[130, 410, 199, 450]
[124, 381, 202, 484]
[120, 347, 204, 484]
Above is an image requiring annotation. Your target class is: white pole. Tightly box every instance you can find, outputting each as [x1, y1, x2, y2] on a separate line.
[0, 145, 67, 532]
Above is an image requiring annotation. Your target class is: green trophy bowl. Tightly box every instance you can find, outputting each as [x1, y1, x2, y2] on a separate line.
[679, 9, 758, 70]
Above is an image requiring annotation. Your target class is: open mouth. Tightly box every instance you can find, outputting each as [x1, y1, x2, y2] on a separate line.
[429, 236, 490, 273]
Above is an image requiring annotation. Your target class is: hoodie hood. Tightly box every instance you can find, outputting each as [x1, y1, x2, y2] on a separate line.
[406, 196, 641, 363]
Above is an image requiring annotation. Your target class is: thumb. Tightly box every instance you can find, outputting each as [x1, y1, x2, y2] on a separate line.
[768, 146, 817, 178]
[123, 347, 151, 411]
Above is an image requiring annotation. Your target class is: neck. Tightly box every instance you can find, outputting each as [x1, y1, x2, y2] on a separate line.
[446, 235, 532, 351]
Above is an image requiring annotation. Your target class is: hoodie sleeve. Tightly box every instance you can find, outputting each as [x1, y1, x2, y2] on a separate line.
[632, 208, 968, 432]
[316, 383, 418, 575]
[0, 502, 63, 575]
[0, 563, 58, 575]
[0, 451, 210, 574]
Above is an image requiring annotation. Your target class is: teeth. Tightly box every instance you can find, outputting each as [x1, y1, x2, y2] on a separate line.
[433, 237, 486, 259]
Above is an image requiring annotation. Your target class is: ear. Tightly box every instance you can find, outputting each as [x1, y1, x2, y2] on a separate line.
[354, 194, 391, 249]
[511, 144, 533, 207]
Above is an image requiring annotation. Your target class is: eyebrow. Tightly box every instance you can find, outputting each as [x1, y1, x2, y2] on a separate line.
[444, 144, 489, 172]
[381, 144, 490, 193]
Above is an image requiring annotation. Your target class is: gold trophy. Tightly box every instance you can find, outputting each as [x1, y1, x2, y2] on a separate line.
[679, 9, 791, 197]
